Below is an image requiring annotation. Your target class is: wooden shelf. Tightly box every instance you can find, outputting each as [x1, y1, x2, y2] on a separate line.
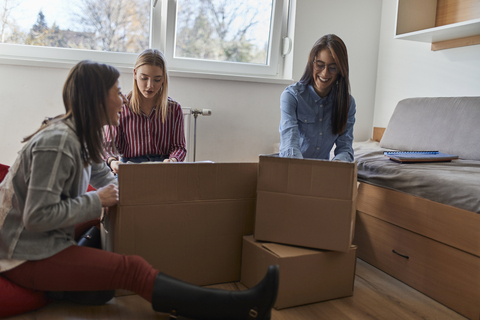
[395, 18, 480, 43]
[395, 0, 480, 50]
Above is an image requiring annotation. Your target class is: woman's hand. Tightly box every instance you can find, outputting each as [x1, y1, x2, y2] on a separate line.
[110, 160, 120, 174]
[163, 158, 177, 163]
[97, 184, 119, 207]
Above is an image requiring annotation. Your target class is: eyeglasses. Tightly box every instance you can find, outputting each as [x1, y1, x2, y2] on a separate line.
[313, 60, 339, 74]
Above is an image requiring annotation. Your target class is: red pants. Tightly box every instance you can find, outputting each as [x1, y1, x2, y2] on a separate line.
[2, 220, 159, 302]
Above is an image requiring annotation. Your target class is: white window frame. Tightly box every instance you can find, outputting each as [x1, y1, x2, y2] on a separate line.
[0, 0, 292, 81]
[157, 0, 285, 77]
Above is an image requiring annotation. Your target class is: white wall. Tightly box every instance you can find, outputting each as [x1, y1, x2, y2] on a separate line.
[168, 76, 286, 162]
[0, 0, 382, 165]
[0, 64, 69, 163]
[374, 0, 480, 127]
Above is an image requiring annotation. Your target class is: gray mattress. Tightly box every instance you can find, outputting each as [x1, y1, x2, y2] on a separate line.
[354, 140, 480, 214]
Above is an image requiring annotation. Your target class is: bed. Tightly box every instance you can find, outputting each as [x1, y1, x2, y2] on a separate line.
[352, 97, 480, 320]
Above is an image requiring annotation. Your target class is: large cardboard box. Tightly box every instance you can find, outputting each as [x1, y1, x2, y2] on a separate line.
[254, 155, 357, 252]
[102, 162, 257, 286]
[240, 235, 357, 309]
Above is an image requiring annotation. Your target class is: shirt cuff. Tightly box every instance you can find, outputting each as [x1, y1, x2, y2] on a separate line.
[332, 153, 353, 162]
[280, 148, 303, 159]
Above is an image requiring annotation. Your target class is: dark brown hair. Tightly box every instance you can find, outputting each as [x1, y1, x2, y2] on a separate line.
[299, 34, 351, 135]
[24, 60, 120, 166]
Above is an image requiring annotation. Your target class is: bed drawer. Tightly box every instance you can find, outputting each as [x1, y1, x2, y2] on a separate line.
[354, 211, 480, 320]
[357, 182, 480, 257]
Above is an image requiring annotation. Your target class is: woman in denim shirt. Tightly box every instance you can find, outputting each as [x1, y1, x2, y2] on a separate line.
[279, 34, 356, 162]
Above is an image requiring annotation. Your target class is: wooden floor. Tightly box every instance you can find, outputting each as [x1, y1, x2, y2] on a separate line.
[6, 259, 466, 320]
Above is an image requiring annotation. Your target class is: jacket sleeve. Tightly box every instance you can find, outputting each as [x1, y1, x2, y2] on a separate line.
[279, 89, 303, 159]
[332, 96, 356, 162]
[23, 132, 102, 232]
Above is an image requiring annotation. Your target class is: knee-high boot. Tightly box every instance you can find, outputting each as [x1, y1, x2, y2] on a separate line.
[152, 265, 279, 320]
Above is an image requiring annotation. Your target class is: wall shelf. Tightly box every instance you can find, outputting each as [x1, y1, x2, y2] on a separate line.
[395, 18, 480, 42]
[395, 0, 480, 51]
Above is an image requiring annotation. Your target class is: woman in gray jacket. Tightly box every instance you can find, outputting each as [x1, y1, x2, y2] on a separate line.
[0, 60, 278, 320]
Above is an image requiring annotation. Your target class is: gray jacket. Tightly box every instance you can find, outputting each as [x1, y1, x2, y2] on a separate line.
[0, 119, 117, 260]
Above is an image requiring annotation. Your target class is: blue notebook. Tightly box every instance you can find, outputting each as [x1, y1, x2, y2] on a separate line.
[383, 151, 459, 163]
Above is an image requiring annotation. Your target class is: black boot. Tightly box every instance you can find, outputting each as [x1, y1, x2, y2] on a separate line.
[152, 265, 279, 320]
[46, 290, 115, 306]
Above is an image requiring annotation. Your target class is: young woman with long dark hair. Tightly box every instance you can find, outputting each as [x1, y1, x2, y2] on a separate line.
[279, 34, 356, 161]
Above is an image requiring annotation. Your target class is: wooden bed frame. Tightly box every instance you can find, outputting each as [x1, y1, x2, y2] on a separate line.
[353, 127, 480, 320]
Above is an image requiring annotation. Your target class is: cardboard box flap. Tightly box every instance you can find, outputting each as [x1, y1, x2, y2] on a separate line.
[119, 162, 258, 205]
[257, 154, 357, 200]
[241, 235, 357, 310]
[261, 242, 322, 258]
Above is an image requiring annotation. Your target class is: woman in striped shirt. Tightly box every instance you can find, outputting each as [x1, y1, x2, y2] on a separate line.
[105, 49, 187, 173]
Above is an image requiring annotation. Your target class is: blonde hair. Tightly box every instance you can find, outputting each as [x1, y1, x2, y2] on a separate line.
[129, 49, 169, 122]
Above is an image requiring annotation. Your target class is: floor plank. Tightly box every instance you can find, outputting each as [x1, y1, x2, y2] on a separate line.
[4, 259, 467, 320]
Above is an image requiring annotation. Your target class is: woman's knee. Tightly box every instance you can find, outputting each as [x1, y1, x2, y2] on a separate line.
[125, 255, 152, 271]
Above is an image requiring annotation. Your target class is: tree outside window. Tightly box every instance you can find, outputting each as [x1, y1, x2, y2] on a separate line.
[1, 0, 286, 78]
[1, 0, 273, 65]
[1, 0, 149, 53]
[175, 0, 273, 64]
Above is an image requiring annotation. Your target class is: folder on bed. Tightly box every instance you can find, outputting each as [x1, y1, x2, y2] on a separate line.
[383, 151, 459, 163]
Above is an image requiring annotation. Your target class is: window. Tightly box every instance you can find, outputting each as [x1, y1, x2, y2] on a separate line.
[0, 0, 148, 65]
[1, 0, 150, 52]
[0, 0, 289, 79]
[162, 0, 285, 76]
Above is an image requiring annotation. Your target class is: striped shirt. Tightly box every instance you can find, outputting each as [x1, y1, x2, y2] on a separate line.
[104, 97, 187, 161]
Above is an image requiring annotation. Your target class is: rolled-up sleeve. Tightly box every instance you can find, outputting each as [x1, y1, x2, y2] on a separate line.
[279, 90, 303, 159]
[332, 97, 356, 162]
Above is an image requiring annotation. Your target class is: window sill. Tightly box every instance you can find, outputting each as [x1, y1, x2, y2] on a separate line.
[0, 55, 135, 74]
[169, 70, 293, 85]
[0, 55, 294, 85]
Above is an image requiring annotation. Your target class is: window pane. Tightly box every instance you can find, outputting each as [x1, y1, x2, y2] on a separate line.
[1, 0, 150, 53]
[175, 0, 273, 65]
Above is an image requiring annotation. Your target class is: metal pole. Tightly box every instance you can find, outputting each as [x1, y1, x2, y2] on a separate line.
[191, 109, 211, 162]
[193, 112, 199, 162]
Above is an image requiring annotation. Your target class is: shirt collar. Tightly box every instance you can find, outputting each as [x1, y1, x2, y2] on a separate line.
[307, 84, 335, 103]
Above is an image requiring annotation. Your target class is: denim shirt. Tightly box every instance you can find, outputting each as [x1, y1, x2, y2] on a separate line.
[279, 82, 356, 162]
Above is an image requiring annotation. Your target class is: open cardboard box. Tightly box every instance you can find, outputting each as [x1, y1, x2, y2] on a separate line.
[254, 154, 358, 252]
[241, 235, 357, 309]
[102, 162, 257, 286]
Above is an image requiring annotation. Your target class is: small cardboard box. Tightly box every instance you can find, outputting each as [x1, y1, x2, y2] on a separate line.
[254, 155, 357, 252]
[102, 162, 257, 286]
[240, 235, 357, 310]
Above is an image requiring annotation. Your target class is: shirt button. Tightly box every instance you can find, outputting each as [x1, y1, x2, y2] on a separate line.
[317, 148, 320, 150]
[319, 118, 322, 121]
[304, 120, 307, 123]
[320, 104, 323, 107]
[315, 100, 318, 103]
[319, 133, 322, 135]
